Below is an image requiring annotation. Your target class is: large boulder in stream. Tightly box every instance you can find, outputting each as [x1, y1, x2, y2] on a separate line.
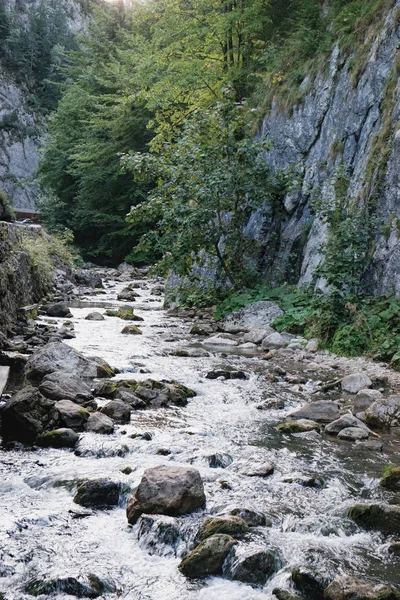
[287, 401, 340, 423]
[381, 467, 400, 491]
[324, 576, 400, 600]
[178, 534, 237, 578]
[86, 412, 115, 434]
[1, 386, 58, 443]
[26, 342, 114, 382]
[100, 400, 131, 424]
[74, 479, 121, 508]
[223, 546, 278, 586]
[55, 400, 90, 431]
[196, 516, 248, 543]
[36, 428, 79, 448]
[348, 503, 400, 535]
[39, 371, 94, 405]
[325, 415, 369, 436]
[41, 301, 72, 318]
[219, 301, 284, 333]
[364, 396, 400, 428]
[126, 465, 206, 524]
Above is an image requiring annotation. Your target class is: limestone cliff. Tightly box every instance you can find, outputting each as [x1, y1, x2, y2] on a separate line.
[252, 1, 400, 295]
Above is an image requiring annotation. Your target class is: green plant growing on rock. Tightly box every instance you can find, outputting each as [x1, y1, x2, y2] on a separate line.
[0, 189, 15, 222]
[123, 95, 287, 290]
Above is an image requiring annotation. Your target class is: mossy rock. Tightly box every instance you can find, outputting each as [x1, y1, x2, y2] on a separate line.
[96, 363, 116, 378]
[196, 515, 248, 542]
[276, 419, 320, 434]
[381, 467, 400, 491]
[178, 534, 237, 578]
[36, 428, 79, 448]
[348, 503, 400, 535]
[105, 308, 144, 321]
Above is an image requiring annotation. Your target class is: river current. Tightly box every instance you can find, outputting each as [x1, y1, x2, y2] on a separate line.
[0, 277, 399, 599]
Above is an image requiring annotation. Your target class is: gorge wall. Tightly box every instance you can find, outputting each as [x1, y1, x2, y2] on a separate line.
[251, 0, 400, 295]
[0, 0, 90, 212]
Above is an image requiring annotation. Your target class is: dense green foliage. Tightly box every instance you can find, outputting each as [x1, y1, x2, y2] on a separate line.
[123, 96, 287, 288]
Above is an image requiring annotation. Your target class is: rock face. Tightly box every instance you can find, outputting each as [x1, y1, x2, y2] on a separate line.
[126, 465, 206, 524]
[364, 396, 400, 428]
[178, 534, 237, 578]
[348, 503, 400, 535]
[1, 386, 58, 443]
[248, 4, 400, 294]
[26, 342, 114, 382]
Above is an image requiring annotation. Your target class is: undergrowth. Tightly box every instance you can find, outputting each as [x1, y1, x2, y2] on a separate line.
[215, 284, 400, 367]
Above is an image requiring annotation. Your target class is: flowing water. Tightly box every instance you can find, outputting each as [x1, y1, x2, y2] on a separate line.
[0, 277, 399, 599]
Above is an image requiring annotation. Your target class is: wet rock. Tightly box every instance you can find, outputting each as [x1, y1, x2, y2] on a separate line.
[26, 575, 115, 598]
[227, 508, 270, 527]
[85, 312, 105, 321]
[126, 465, 206, 524]
[93, 380, 117, 398]
[337, 427, 369, 441]
[241, 461, 274, 477]
[220, 301, 284, 332]
[381, 467, 400, 491]
[36, 428, 79, 448]
[86, 412, 114, 434]
[325, 415, 369, 435]
[171, 347, 210, 358]
[121, 325, 142, 335]
[1, 386, 58, 443]
[364, 396, 400, 428]
[388, 542, 400, 556]
[204, 453, 233, 469]
[261, 332, 285, 350]
[178, 534, 237, 578]
[136, 514, 182, 557]
[287, 401, 340, 423]
[242, 327, 275, 344]
[118, 287, 140, 301]
[75, 269, 103, 288]
[100, 400, 131, 424]
[324, 575, 400, 600]
[223, 546, 278, 586]
[341, 373, 372, 394]
[74, 479, 120, 508]
[292, 566, 329, 600]
[196, 516, 248, 542]
[26, 341, 114, 382]
[114, 387, 147, 409]
[273, 590, 304, 600]
[39, 372, 94, 404]
[353, 389, 382, 412]
[257, 397, 285, 410]
[42, 301, 72, 318]
[348, 503, 400, 535]
[354, 440, 383, 452]
[203, 335, 238, 347]
[206, 369, 247, 380]
[276, 419, 320, 434]
[131, 379, 195, 409]
[190, 324, 215, 336]
[105, 307, 144, 321]
[55, 400, 90, 431]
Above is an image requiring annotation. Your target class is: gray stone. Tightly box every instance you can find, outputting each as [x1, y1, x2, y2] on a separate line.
[381, 467, 400, 491]
[261, 332, 285, 350]
[1, 386, 58, 443]
[341, 373, 372, 394]
[305, 339, 318, 352]
[43, 301, 72, 318]
[348, 503, 400, 535]
[203, 335, 238, 347]
[126, 465, 205, 524]
[365, 395, 400, 428]
[337, 427, 369, 441]
[39, 371, 94, 404]
[85, 412, 114, 434]
[85, 312, 105, 321]
[136, 514, 182, 557]
[100, 400, 131, 424]
[36, 428, 79, 448]
[223, 546, 277, 586]
[26, 342, 114, 382]
[354, 389, 382, 412]
[55, 400, 89, 431]
[178, 534, 237, 578]
[242, 327, 275, 344]
[324, 576, 400, 600]
[196, 516, 248, 542]
[227, 508, 269, 527]
[74, 479, 120, 508]
[220, 301, 284, 332]
[276, 419, 320, 433]
[325, 414, 369, 435]
[287, 400, 340, 423]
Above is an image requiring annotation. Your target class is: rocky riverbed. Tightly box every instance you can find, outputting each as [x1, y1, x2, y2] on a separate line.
[0, 266, 399, 600]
